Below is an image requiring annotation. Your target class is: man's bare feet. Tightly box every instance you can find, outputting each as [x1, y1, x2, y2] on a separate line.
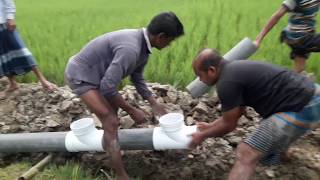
[0, 91, 6, 100]
[0, 82, 19, 99]
[6, 84, 19, 92]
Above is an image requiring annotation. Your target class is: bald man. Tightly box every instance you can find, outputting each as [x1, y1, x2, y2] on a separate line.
[190, 48, 320, 180]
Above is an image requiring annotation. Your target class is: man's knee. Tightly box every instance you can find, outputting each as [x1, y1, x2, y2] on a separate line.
[235, 143, 262, 165]
[112, 107, 119, 114]
[100, 113, 119, 132]
[92, 108, 119, 131]
[95, 108, 112, 118]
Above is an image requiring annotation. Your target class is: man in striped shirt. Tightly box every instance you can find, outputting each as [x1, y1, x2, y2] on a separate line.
[255, 0, 320, 73]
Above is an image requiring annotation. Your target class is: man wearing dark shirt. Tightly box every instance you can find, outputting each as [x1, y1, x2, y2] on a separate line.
[190, 48, 320, 180]
[65, 12, 184, 180]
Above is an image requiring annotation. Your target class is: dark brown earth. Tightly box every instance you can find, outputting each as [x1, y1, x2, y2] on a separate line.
[0, 78, 319, 180]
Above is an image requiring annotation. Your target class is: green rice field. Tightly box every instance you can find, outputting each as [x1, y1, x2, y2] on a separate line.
[15, 0, 320, 87]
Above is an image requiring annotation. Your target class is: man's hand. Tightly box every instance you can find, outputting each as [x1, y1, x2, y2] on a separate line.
[151, 102, 167, 118]
[147, 96, 167, 119]
[127, 107, 147, 124]
[189, 132, 206, 149]
[253, 40, 260, 48]
[197, 122, 212, 131]
[6, 19, 16, 31]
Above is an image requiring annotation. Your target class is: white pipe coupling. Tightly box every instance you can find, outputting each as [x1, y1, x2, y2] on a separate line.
[153, 113, 197, 150]
[65, 118, 104, 152]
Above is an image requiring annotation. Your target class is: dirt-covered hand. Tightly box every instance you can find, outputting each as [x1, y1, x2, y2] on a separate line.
[189, 132, 205, 149]
[151, 103, 167, 119]
[196, 122, 211, 131]
[128, 107, 147, 124]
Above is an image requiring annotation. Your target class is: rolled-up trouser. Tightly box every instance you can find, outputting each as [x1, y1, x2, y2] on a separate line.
[64, 55, 99, 96]
[280, 31, 320, 59]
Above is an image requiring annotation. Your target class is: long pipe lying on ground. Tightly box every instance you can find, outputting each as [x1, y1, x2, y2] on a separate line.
[0, 113, 197, 152]
[186, 37, 257, 98]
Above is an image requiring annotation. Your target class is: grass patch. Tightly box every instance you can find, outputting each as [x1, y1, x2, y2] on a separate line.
[0, 161, 104, 180]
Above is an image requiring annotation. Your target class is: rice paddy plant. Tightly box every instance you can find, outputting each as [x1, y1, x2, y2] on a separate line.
[14, 0, 320, 88]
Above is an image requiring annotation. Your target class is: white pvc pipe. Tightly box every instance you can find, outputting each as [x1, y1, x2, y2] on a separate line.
[65, 114, 197, 152]
[65, 118, 104, 152]
[153, 113, 197, 150]
[186, 37, 258, 98]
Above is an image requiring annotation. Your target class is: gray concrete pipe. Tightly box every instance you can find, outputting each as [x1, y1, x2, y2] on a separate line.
[186, 37, 257, 98]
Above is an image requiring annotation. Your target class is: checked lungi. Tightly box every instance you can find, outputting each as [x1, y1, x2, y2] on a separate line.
[0, 24, 36, 77]
[245, 84, 320, 165]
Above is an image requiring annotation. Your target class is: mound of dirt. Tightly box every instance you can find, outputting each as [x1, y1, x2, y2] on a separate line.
[0, 78, 319, 180]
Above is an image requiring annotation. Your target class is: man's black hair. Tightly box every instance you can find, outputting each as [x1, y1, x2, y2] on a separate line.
[147, 11, 184, 38]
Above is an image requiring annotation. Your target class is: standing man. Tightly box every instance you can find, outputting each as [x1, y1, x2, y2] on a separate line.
[190, 48, 319, 180]
[255, 0, 320, 72]
[65, 12, 184, 180]
[0, 0, 56, 98]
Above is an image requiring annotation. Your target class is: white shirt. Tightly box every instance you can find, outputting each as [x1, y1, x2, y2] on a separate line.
[283, 0, 297, 10]
[0, 0, 16, 24]
[142, 28, 152, 53]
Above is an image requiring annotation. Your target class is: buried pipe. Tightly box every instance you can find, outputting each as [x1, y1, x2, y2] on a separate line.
[0, 114, 196, 153]
[186, 37, 258, 98]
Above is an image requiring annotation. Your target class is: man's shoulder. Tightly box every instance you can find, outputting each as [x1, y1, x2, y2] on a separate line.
[107, 28, 142, 39]
[222, 60, 254, 72]
[219, 60, 278, 85]
[107, 28, 143, 51]
[225, 60, 274, 69]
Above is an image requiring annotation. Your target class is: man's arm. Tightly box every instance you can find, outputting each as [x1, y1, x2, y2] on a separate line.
[130, 63, 152, 99]
[131, 65, 167, 117]
[190, 106, 244, 148]
[146, 95, 167, 117]
[107, 94, 147, 124]
[255, 5, 289, 46]
[100, 47, 146, 123]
